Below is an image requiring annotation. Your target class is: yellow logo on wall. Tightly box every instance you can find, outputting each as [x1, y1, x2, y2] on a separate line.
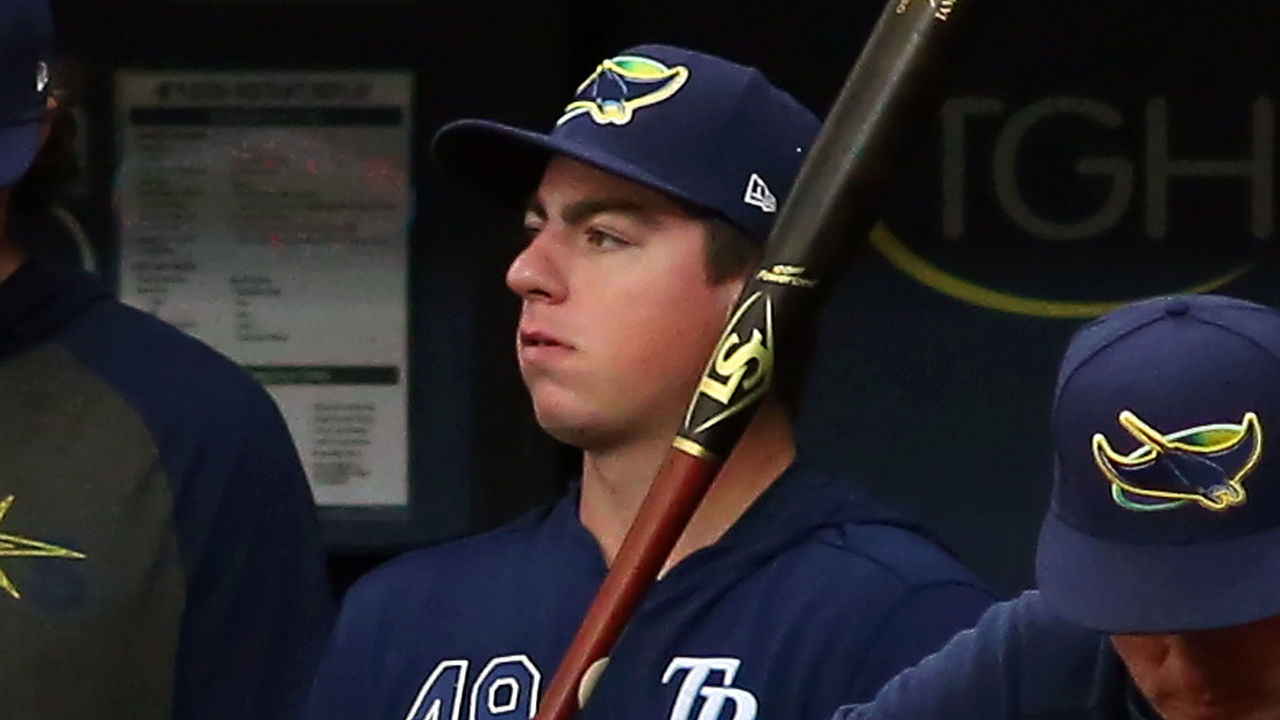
[869, 224, 1256, 319]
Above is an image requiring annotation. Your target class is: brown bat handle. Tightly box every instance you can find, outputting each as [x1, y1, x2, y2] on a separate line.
[535, 448, 720, 720]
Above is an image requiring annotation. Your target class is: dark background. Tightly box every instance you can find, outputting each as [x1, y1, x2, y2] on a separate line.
[47, 0, 1280, 598]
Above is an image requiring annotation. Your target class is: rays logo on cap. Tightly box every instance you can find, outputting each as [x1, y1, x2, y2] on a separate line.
[1092, 410, 1263, 512]
[556, 54, 690, 127]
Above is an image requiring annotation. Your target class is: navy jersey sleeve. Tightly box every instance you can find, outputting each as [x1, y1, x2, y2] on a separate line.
[832, 596, 1025, 720]
[170, 388, 337, 720]
[831, 592, 1107, 720]
[846, 581, 994, 701]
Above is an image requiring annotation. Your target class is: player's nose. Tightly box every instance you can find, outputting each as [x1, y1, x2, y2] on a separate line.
[506, 232, 567, 304]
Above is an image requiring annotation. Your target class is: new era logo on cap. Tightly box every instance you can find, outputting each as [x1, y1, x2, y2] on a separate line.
[743, 173, 777, 214]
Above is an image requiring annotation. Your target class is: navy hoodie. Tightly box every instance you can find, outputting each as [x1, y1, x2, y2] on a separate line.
[0, 260, 335, 719]
[831, 591, 1162, 720]
[303, 463, 994, 720]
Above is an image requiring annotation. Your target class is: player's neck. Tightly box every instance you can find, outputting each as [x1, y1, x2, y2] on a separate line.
[0, 195, 25, 285]
[578, 400, 796, 574]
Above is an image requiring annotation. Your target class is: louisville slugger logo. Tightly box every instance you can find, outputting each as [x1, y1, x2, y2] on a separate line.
[700, 326, 770, 406]
[684, 291, 775, 436]
[895, 0, 956, 21]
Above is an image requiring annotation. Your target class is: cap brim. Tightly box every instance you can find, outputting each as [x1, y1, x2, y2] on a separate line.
[0, 121, 41, 189]
[431, 119, 710, 214]
[1036, 511, 1280, 633]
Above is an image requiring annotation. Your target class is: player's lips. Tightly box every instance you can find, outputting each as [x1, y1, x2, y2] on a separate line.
[517, 328, 575, 362]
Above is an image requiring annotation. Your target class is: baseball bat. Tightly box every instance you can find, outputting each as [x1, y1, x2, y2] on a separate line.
[535, 1, 982, 718]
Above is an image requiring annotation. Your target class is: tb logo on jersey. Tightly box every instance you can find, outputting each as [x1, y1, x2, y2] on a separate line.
[663, 657, 758, 720]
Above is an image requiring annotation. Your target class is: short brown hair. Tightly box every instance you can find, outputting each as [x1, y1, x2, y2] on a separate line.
[701, 215, 761, 284]
[697, 215, 815, 419]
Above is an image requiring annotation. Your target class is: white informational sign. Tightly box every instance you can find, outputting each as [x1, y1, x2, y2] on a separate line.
[116, 71, 412, 508]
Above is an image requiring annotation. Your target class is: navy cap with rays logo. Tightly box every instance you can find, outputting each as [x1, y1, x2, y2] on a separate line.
[0, 0, 53, 189]
[1037, 293, 1280, 633]
[430, 44, 820, 242]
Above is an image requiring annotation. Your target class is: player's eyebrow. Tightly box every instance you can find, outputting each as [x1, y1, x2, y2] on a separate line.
[522, 196, 655, 227]
[523, 197, 548, 222]
[561, 198, 649, 226]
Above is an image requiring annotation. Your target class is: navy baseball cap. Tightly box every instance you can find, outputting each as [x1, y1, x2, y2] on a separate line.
[431, 44, 820, 241]
[0, 0, 53, 188]
[1037, 294, 1280, 633]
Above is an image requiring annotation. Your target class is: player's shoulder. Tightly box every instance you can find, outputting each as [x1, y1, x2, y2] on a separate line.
[343, 499, 568, 610]
[820, 520, 984, 589]
[788, 466, 987, 590]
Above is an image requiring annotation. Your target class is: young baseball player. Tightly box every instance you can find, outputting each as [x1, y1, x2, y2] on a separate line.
[833, 294, 1280, 720]
[302, 44, 994, 720]
[0, 2, 334, 717]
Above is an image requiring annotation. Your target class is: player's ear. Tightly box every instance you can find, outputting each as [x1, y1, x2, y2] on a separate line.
[38, 96, 57, 150]
[715, 274, 747, 317]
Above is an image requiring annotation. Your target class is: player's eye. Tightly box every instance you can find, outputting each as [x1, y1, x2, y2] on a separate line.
[585, 228, 629, 250]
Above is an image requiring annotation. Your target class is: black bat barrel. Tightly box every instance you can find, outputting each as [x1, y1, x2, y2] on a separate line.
[677, 0, 983, 460]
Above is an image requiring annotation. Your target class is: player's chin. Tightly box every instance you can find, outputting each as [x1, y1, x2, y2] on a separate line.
[538, 422, 598, 449]
[529, 397, 617, 449]
[536, 417, 615, 450]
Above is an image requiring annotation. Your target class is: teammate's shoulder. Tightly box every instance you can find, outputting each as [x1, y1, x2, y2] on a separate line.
[61, 293, 277, 428]
[996, 591, 1108, 659]
[72, 295, 254, 388]
[951, 592, 1111, 692]
[969, 592, 1115, 716]
[831, 593, 1110, 720]
[955, 590, 1067, 639]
